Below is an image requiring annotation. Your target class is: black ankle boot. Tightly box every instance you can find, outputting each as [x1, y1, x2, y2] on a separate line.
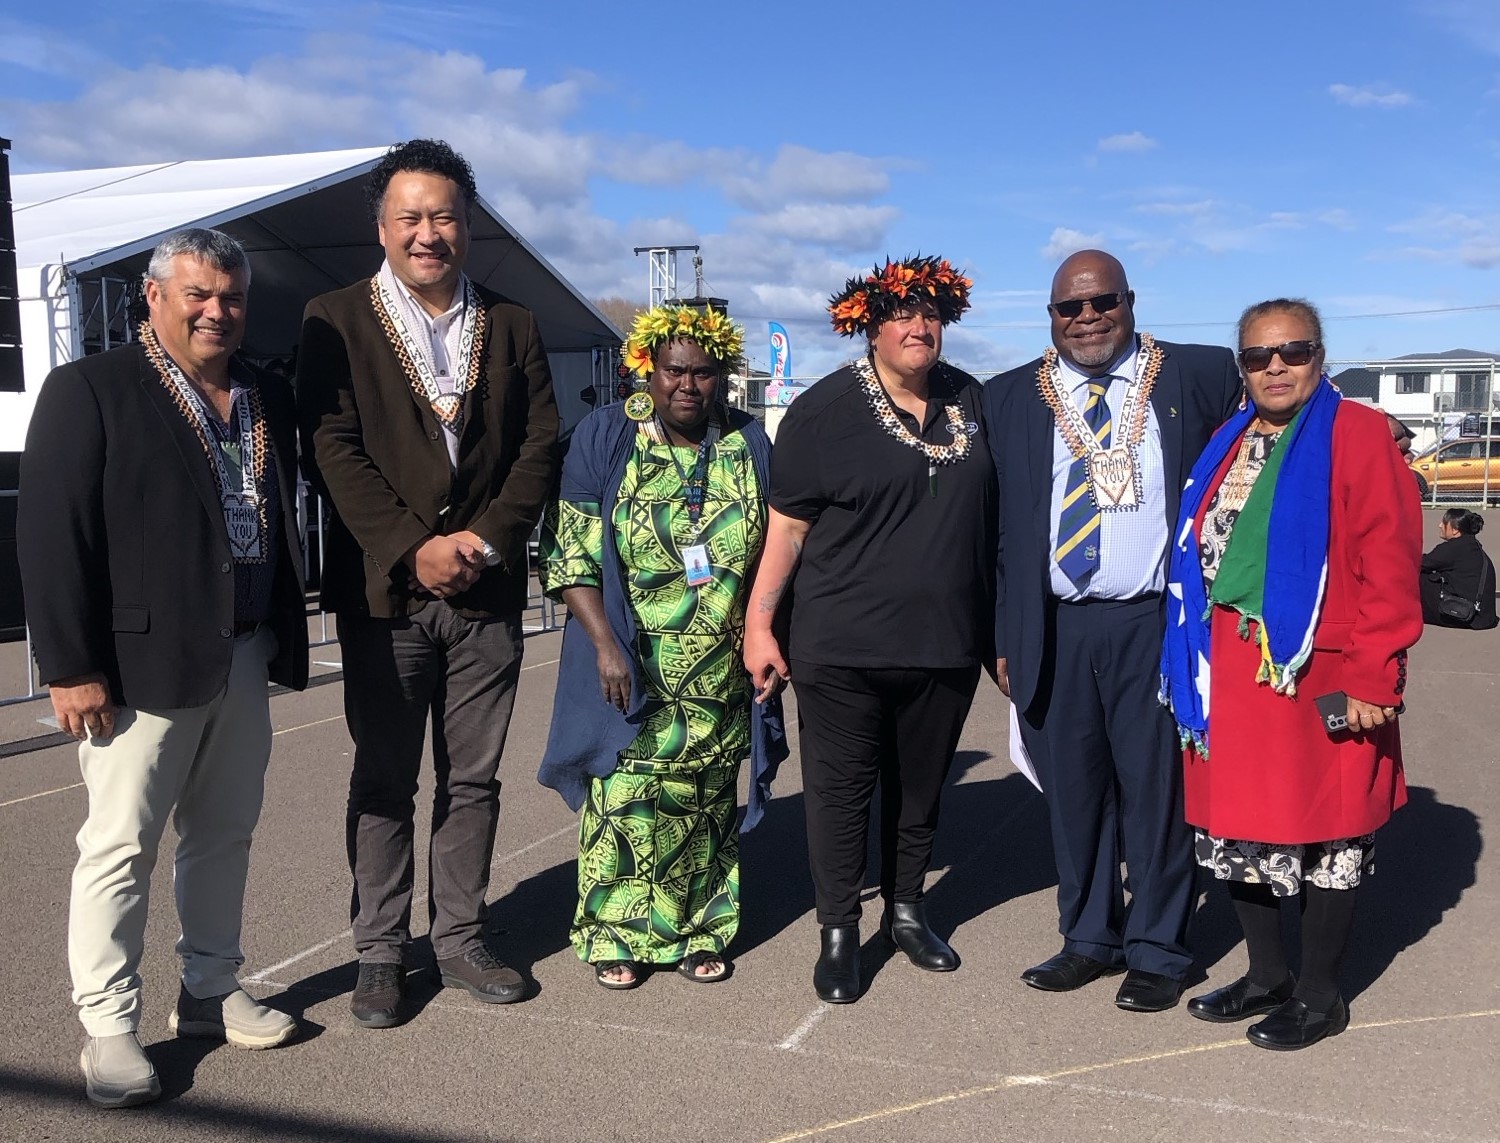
[881, 900, 959, 972]
[813, 925, 861, 1003]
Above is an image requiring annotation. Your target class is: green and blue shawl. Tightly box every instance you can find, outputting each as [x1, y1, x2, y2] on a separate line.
[1160, 376, 1341, 754]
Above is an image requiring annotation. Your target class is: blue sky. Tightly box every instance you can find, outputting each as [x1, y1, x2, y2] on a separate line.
[5, 0, 1500, 377]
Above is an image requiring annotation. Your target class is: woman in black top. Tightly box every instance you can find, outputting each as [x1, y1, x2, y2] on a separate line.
[743, 255, 996, 1004]
[1421, 508, 1498, 629]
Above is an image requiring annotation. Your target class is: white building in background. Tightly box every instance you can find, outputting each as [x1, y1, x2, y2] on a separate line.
[1372, 349, 1500, 450]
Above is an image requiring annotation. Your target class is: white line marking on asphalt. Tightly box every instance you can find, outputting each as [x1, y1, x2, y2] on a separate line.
[272, 715, 345, 736]
[0, 781, 84, 808]
[777, 1003, 832, 1051]
[245, 821, 578, 983]
[2, 663, 564, 809]
[1027, 1079, 1473, 1139]
[761, 1008, 1500, 1142]
[488, 821, 579, 868]
[246, 932, 351, 985]
[770, 768, 1040, 1056]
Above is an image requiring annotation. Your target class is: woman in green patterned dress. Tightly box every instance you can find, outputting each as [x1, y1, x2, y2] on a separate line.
[538, 306, 784, 989]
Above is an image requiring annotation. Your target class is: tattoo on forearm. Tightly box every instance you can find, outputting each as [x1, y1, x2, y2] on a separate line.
[758, 574, 792, 614]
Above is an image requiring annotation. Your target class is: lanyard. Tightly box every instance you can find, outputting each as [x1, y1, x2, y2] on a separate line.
[661, 418, 720, 534]
[166, 368, 258, 501]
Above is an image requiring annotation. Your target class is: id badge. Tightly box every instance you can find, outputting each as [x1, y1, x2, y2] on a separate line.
[681, 543, 713, 587]
[224, 492, 262, 560]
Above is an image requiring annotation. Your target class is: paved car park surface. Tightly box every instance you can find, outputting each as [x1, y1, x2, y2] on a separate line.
[1, 569, 1496, 1141]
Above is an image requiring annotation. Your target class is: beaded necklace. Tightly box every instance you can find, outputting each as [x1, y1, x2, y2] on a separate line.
[853, 354, 971, 464]
[1036, 332, 1163, 511]
[140, 321, 271, 564]
[370, 274, 486, 433]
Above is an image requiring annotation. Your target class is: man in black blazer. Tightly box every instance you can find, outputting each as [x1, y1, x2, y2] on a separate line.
[18, 229, 309, 1108]
[298, 140, 560, 1028]
[984, 250, 1239, 1013]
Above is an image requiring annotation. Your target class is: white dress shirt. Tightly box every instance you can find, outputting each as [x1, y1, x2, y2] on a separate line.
[1046, 337, 1169, 600]
[378, 260, 468, 471]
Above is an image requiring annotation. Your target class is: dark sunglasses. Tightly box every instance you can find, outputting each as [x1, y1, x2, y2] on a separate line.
[1237, 340, 1321, 372]
[1048, 292, 1128, 319]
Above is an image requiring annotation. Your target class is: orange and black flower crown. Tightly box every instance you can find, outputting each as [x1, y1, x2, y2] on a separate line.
[827, 254, 973, 337]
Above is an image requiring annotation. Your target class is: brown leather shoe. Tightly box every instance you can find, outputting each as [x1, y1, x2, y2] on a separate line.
[436, 945, 525, 1004]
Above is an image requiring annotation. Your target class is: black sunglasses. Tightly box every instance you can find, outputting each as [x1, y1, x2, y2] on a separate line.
[1048, 292, 1128, 319]
[1238, 340, 1321, 372]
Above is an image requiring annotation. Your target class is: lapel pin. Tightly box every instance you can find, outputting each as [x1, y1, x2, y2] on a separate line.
[1169, 406, 1178, 417]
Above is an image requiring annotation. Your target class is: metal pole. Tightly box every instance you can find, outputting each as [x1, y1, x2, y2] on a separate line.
[1488, 362, 1496, 508]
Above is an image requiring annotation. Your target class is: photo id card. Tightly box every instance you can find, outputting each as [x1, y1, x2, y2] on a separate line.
[682, 544, 713, 587]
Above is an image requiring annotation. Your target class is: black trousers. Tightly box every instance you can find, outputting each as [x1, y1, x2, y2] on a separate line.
[791, 660, 980, 927]
[1015, 595, 1195, 980]
[339, 605, 523, 963]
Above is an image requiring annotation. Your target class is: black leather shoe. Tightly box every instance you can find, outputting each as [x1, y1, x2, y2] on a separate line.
[1187, 975, 1295, 1024]
[1020, 950, 1122, 992]
[881, 901, 959, 972]
[1246, 995, 1349, 1051]
[436, 945, 526, 1004]
[350, 961, 407, 1029]
[1114, 969, 1185, 1012]
[813, 925, 861, 1003]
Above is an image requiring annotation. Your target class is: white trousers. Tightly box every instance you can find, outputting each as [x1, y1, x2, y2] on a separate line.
[69, 626, 275, 1036]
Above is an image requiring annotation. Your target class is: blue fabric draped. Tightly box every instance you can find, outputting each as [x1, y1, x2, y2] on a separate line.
[1160, 377, 1339, 754]
[536, 402, 788, 829]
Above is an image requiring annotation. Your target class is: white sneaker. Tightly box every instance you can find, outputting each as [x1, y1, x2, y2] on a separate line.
[80, 1032, 161, 1108]
[168, 985, 298, 1050]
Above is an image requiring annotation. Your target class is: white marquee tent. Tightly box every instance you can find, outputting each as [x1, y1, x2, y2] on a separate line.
[2, 146, 622, 451]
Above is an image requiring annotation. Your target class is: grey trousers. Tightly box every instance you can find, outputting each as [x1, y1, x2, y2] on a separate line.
[339, 605, 523, 963]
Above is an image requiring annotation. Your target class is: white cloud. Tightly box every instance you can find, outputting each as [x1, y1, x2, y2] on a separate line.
[1329, 83, 1413, 108]
[1097, 131, 1158, 154]
[1134, 199, 1216, 217]
[1388, 209, 1500, 267]
[1042, 227, 1107, 261]
[1, 39, 906, 373]
[1318, 208, 1358, 231]
[737, 203, 900, 252]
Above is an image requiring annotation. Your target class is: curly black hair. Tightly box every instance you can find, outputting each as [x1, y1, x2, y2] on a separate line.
[365, 139, 478, 222]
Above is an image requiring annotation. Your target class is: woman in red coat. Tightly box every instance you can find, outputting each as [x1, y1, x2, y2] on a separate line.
[1160, 298, 1422, 1051]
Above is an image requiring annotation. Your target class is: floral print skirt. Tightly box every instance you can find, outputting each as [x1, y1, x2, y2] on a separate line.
[1195, 829, 1375, 896]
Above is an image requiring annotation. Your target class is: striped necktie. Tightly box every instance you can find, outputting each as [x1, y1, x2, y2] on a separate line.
[1056, 378, 1112, 589]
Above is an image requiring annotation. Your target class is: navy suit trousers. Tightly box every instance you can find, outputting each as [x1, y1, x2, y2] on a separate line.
[1015, 594, 1195, 980]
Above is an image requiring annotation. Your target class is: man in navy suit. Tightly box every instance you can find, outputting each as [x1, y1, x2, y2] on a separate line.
[983, 250, 1240, 1012]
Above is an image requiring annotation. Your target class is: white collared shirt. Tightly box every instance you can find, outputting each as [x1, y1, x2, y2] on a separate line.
[378, 259, 467, 471]
[1046, 337, 1169, 600]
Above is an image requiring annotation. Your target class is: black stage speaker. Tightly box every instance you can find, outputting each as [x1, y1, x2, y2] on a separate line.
[0, 138, 20, 394]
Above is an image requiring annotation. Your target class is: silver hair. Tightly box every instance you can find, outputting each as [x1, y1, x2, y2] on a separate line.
[144, 228, 251, 287]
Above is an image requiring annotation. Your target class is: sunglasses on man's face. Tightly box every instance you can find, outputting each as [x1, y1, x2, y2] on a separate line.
[1048, 292, 1128, 320]
[1237, 340, 1321, 372]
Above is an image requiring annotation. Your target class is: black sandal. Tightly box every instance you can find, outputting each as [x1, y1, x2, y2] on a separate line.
[594, 960, 644, 990]
[676, 950, 731, 983]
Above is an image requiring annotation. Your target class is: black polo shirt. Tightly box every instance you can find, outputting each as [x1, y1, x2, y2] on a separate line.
[770, 361, 996, 669]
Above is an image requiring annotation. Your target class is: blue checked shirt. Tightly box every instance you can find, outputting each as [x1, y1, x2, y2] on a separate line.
[1046, 339, 1168, 600]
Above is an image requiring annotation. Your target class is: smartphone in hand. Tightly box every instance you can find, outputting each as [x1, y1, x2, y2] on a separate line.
[1314, 691, 1404, 736]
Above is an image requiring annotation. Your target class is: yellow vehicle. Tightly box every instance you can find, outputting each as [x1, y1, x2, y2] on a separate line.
[1409, 437, 1500, 501]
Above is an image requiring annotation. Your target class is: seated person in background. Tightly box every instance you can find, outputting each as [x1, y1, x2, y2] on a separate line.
[1421, 509, 1498, 630]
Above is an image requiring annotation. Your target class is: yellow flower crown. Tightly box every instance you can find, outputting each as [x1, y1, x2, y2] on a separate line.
[623, 305, 746, 378]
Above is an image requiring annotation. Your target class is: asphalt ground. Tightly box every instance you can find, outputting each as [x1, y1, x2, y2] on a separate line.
[1, 559, 1496, 1140]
